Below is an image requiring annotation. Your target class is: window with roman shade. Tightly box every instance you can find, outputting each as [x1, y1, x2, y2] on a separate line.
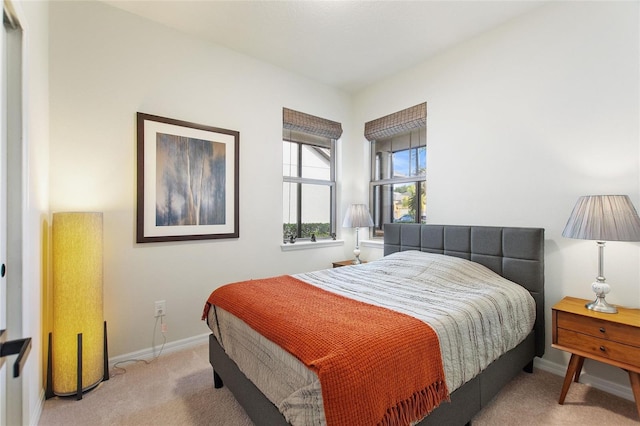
[366, 103, 427, 237]
[283, 108, 342, 242]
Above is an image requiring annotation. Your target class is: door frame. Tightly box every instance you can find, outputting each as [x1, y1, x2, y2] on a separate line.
[2, 2, 24, 425]
[0, 6, 8, 425]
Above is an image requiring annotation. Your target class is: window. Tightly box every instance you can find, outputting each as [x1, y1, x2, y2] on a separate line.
[283, 108, 342, 242]
[366, 103, 427, 237]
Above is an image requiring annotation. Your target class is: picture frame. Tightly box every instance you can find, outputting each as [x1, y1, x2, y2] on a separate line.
[136, 112, 239, 243]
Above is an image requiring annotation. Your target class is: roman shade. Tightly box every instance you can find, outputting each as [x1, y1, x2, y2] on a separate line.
[283, 108, 343, 141]
[364, 102, 426, 141]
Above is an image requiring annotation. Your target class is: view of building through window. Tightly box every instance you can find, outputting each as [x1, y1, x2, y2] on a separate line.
[283, 142, 334, 240]
[282, 108, 339, 242]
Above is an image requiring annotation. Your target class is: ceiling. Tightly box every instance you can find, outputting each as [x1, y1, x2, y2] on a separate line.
[102, 1, 546, 93]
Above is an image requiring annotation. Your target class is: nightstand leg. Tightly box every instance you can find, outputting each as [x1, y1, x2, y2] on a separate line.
[573, 356, 585, 383]
[628, 371, 640, 418]
[559, 354, 583, 405]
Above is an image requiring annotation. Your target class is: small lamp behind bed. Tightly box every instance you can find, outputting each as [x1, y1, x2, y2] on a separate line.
[343, 204, 374, 264]
[562, 195, 640, 313]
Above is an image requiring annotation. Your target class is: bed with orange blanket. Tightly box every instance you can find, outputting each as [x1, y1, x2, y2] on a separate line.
[203, 224, 545, 425]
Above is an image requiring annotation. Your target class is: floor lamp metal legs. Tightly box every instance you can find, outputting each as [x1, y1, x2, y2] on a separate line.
[45, 321, 109, 400]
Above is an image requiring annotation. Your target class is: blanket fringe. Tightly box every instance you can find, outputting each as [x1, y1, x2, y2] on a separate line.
[201, 302, 211, 321]
[378, 380, 450, 426]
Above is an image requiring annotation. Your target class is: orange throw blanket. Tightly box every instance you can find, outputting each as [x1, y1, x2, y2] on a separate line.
[203, 275, 449, 426]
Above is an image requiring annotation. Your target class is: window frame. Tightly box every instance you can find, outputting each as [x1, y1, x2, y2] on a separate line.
[283, 132, 337, 242]
[369, 132, 426, 235]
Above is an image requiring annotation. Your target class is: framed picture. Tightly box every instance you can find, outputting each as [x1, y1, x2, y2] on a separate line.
[136, 112, 239, 243]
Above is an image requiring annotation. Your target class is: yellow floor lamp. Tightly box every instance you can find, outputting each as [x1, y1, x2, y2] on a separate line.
[46, 212, 109, 400]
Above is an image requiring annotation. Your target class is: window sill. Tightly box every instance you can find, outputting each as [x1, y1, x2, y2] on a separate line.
[361, 239, 384, 249]
[280, 239, 344, 251]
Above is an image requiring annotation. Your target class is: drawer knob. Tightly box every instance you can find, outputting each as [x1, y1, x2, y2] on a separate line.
[599, 327, 606, 333]
[599, 346, 606, 352]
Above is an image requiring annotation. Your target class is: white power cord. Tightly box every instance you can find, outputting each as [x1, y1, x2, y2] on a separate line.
[111, 314, 167, 377]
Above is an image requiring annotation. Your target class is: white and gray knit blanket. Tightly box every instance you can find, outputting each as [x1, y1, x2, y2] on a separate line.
[208, 250, 535, 425]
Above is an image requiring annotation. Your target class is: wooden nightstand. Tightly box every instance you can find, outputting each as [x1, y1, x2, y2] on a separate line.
[552, 296, 640, 417]
[332, 260, 366, 268]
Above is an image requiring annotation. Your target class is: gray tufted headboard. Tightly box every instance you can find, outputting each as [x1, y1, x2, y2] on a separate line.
[384, 223, 545, 358]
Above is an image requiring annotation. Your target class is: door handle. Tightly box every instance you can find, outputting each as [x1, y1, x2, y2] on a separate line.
[0, 330, 32, 378]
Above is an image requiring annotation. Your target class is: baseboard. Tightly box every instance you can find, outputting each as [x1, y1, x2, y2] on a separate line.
[534, 357, 634, 402]
[108, 332, 210, 368]
[29, 389, 45, 426]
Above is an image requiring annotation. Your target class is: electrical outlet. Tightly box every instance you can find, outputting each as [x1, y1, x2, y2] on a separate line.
[154, 300, 166, 317]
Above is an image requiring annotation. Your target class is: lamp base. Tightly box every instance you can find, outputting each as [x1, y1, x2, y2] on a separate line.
[46, 321, 110, 400]
[585, 281, 618, 314]
[585, 296, 618, 314]
[352, 248, 361, 264]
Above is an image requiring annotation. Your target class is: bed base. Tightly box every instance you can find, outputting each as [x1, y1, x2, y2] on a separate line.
[210, 331, 536, 426]
[210, 333, 289, 426]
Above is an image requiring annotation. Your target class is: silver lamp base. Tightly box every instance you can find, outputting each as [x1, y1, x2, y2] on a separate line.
[585, 296, 618, 313]
[585, 281, 617, 314]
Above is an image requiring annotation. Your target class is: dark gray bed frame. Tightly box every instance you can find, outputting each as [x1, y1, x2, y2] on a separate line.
[209, 224, 545, 425]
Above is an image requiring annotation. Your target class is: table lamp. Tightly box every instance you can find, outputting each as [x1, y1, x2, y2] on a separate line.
[562, 195, 640, 313]
[342, 204, 374, 264]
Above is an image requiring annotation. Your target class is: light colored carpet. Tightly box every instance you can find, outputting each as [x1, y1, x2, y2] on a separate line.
[39, 343, 639, 425]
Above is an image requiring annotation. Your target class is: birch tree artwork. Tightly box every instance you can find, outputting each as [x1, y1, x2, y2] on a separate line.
[155, 132, 226, 226]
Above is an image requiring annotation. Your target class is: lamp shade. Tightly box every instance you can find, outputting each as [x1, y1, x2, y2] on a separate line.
[342, 204, 374, 228]
[52, 212, 104, 395]
[562, 195, 640, 242]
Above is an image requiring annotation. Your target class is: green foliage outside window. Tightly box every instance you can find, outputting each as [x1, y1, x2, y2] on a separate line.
[283, 223, 331, 240]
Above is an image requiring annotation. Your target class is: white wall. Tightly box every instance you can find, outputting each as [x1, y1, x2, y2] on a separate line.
[48, 1, 351, 358]
[355, 1, 640, 396]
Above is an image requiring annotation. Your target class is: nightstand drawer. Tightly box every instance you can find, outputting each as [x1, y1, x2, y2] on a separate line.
[557, 311, 640, 347]
[557, 328, 640, 368]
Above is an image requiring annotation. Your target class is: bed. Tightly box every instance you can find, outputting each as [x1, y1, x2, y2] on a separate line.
[204, 223, 545, 425]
